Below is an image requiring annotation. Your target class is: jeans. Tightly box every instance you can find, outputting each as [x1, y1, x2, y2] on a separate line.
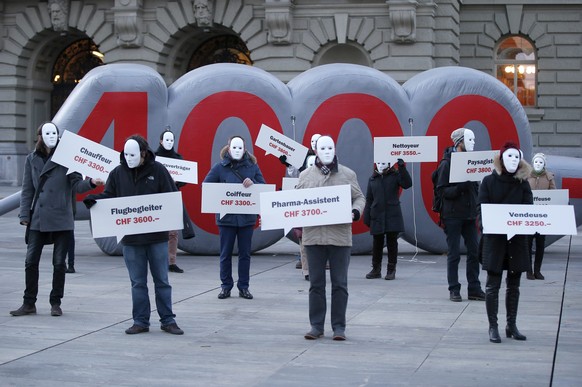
[218, 225, 253, 290]
[444, 218, 481, 294]
[371, 232, 399, 270]
[122, 242, 176, 327]
[67, 230, 75, 267]
[24, 230, 70, 306]
[304, 245, 351, 334]
[168, 230, 178, 265]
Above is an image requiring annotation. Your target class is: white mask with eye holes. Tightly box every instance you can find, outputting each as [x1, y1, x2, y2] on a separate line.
[310, 134, 321, 151]
[161, 132, 174, 151]
[306, 155, 316, 168]
[316, 136, 335, 165]
[229, 137, 245, 161]
[375, 162, 389, 173]
[463, 129, 475, 152]
[533, 157, 545, 173]
[41, 123, 59, 149]
[124, 139, 142, 169]
[502, 148, 521, 174]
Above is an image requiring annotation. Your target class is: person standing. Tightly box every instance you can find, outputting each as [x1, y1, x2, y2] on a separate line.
[10, 122, 103, 317]
[297, 135, 365, 341]
[479, 141, 533, 343]
[435, 128, 485, 302]
[83, 135, 184, 335]
[526, 153, 555, 280]
[363, 158, 412, 280]
[203, 136, 265, 300]
[155, 128, 185, 273]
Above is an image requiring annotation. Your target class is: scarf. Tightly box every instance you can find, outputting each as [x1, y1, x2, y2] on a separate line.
[315, 156, 338, 175]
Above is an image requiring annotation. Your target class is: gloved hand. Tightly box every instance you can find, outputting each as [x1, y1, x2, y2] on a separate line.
[279, 155, 290, 167]
[397, 158, 405, 168]
[83, 197, 97, 209]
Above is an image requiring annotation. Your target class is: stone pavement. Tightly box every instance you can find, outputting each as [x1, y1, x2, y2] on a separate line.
[0, 185, 580, 386]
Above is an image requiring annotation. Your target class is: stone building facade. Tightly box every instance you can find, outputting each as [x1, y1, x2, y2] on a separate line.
[0, 0, 580, 185]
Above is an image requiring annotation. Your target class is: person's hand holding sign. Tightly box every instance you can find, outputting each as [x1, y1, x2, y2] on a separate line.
[242, 177, 254, 188]
[91, 177, 105, 187]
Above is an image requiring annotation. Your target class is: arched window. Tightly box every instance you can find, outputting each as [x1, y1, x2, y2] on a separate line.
[188, 35, 252, 70]
[495, 36, 537, 107]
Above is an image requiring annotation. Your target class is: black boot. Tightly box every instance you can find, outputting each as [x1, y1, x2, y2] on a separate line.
[365, 266, 381, 279]
[366, 235, 383, 279]
[385, 234, 398, 280]
[486, 273, 502, 343]
[505, 274, 527, 341]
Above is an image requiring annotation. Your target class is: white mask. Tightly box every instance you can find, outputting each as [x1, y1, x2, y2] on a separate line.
[306, 155, 316, 168]
[310, 134, 321, 151]
[124, 139, 142, 169]
[533, 157, 545, 173]
[502, 148, 520, 173]
[316, 136, 335, 165]
[41, 123, 59, 149]
[229, 137, 245, 161]
[463, 129, 475, 152]
[376, 162, 389, 173]
[161, 132, 174, 151]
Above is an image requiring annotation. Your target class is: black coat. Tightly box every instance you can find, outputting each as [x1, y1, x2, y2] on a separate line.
[478, 156, 533, 273]
[363, 164, 412, 235]
[155, 145, 186, 188]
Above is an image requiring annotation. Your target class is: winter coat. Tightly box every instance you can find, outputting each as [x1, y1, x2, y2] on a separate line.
[527, 169, 556, 191]
[85, 148, 178, 246]
[296, 163, 365, 247]
[478, 155, 533, 274]
[436, 146, 479, 220]
[155, 145, 186, 188]
[203, 146, 265, 227]
[363, 164, 412, 235]
[19, 148, 95, 232]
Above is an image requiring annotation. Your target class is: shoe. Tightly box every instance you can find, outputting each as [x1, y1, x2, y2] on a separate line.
[304, 329, 323, 340]
[365, 269, 381, 279]
[239, 289, 253, 300]
[332, 332, 346, 341]
[65, 266, 75, 273]
[161, 323, 184, 335]
[218, 289, 231, 299]
[9, 304, 36, 316]
[304, 275, 309, 281]
[168, 264, 184, 273]
[384, 270, 396, 280]
[468, 290, 486, 301]
[534, 272, 545, 280]
[449, 290, 462, 302]
[526, 271, 535, 280]
[489, 326, 501, 343]
[125, 324, 149, 334]
[506, 324, 527, 341]
[295, 261, 302, 269]
[50, 305, 63, 316]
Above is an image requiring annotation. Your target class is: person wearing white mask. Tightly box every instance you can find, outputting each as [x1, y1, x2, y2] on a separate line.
[203, 136, 265, 300]
[296, 135, 365, 341]
[435, 127, 485, 303]
[526, 153, 555, 280]
[83, 135, 184, 335]
[363, 158, 412, 280]
[10, 122, 104, 317]
[478, 141, 533, 343]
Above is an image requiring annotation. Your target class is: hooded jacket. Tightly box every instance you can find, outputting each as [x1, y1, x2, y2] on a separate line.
[203, 145, 265, 227]
[478, 154, 533, 273]
[363, 163, 412, 234]
[85, 148, 178, 245]
[527, 169, 556, 191]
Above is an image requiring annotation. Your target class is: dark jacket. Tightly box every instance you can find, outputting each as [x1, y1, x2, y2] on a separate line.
[85, 148, 178, 246]
[363, 164, 412, 235]
[203, 146, 265, 227]
[478, 155, 533, 273]
[20, 148, 95, 232]
[436, 146, 479, 220]
[155, 145, 186, 188]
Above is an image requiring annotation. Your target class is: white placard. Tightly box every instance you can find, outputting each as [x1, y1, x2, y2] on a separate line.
[255, 124, 309, 169]
[89, 191, 183, 242]
[481, 203, 577, 239]
[532, 189, 569, 205]
[374, 136, 438, 165]
[260, 185, 352, 235]
[51, 130, 119, 180]
[282, 177, 299, 191]
[155, 156, 198, 184]
[201, 182, 276, 219]
[449, 150, 497, 183]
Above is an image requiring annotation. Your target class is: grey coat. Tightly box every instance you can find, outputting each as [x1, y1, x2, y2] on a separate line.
[19, 150, 95, 232]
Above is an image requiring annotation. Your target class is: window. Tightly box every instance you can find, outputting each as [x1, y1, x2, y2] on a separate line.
[495, 36, 537, 107]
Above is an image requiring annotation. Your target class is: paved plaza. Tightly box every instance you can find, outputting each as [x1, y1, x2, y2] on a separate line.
[0, 185, 580, 386]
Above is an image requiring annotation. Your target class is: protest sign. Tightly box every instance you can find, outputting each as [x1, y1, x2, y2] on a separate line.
[449, 150, 497, 183]
[255, 124, 309, 169]
[532, 189, 569, 205]
[374, 136, 437, 165]
[201, 182, 276, 219]
[155, 155, 198, 184]
[282, 177, 299, 191]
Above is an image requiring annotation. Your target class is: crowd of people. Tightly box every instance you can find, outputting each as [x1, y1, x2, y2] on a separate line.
[9, 122, 553, 344]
